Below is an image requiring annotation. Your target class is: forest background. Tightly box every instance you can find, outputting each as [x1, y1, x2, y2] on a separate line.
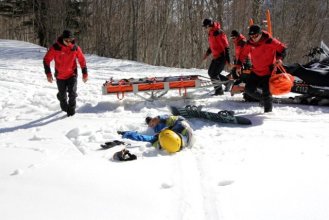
[0, 0, 328, 68]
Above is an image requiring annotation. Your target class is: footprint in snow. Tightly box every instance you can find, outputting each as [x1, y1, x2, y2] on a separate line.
[218, 180, 234, 186]
[10, 169, 23, 176]
[161, 182, 173, 189]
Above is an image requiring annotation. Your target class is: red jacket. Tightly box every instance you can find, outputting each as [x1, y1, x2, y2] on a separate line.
[233, 34, 249, 64]
[43, 37, 87, 80]
[205, 22, 230, 61]
[239, 31, 286, 76]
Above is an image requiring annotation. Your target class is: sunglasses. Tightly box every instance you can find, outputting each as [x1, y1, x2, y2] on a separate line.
[64, 38, 73, 43]
[249, 34, 259, 38]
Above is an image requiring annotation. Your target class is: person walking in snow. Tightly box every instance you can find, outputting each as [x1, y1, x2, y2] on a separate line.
[117, 115, 194, 153]
[43, 30, 88, 117]
[237, 25, 287, 113]
[228, 30, 251, 94]
[229, 30, 251, 80]
[201, 18, 231, 95]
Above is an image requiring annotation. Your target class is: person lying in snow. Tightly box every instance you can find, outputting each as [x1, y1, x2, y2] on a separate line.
[117, 115, 194, 153]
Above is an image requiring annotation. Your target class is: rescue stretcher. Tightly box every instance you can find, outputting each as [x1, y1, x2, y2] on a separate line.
[102, 75, 230, 101]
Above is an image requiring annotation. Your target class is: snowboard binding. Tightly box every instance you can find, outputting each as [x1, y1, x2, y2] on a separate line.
[218, 110, 235, 117]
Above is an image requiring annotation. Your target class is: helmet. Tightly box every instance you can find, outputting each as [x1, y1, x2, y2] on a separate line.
[159, 129, 182, 153]
[248, 25, 261, 35]
[62, 29, 74, 39]
[269, 73, 294, 95]
[202, 18, 213, 27]
[230, 30, 240, 38]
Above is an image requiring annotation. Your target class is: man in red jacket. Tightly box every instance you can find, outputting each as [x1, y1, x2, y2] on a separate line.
[229, 30, 251, 94]
[202, 18, 231, 95]
[229, 30, 251, 80]
[237, 25, 286, 112]
[43, 30, 88, 116]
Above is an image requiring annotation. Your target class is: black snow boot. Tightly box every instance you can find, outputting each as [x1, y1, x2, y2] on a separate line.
[67, 107, 75, 117]
[263, 97, 273, 113]
[212, 87, 224, 96]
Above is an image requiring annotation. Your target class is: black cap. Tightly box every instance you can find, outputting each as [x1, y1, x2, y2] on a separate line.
[202, 18, 213, 27]
[230, 30, 240, 38]
[248, 25, 261, 35]
[145, 116, 152, 125]
[62, 30, 73, 39]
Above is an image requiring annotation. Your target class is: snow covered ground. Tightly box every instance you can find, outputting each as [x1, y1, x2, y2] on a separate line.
[1, 39, 329, 220]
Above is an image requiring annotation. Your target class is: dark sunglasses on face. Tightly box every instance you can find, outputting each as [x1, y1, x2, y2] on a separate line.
[64, 38, 73, 43]
[250, 34, 259, 38]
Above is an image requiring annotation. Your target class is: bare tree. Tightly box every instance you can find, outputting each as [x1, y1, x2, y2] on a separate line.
[1, 0, 328, 67]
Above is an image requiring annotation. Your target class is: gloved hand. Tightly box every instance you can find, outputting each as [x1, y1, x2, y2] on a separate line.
[113, 148, 137, 161]
[235, 66, 242, 77]
[117, 131, 126, 135]
[275, 59, 283, 65]
[46, 73, 53, 83]
[227, 63, 235, 70]
[82, 74, 88, 83]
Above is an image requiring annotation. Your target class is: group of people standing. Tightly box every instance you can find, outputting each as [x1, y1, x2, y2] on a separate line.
[43, 19, 286, 116]
[42, 19, 286, 154]
[202, 18, 286, 113]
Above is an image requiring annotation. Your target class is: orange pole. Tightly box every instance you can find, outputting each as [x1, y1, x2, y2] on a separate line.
[266, 9, 273, 37]
[249, 18, 254, 26]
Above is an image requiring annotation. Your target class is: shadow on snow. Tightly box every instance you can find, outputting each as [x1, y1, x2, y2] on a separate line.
[0, 111, 65, 134]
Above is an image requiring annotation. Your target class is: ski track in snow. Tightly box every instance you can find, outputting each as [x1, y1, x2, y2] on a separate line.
[1, 39, 329, 220]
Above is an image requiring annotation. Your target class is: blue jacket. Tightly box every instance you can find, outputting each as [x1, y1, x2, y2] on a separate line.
[122, 115, 188, 144]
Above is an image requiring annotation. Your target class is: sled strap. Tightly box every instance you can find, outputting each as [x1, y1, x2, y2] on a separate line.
[117, 92, 125, 100]
[276, 64, 287, 74]
[178, 87, 187, 96]
[177, 76, 188, 97]
[116, 79, 127, 100]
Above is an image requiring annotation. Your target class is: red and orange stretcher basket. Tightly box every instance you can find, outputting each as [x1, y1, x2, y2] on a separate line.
[102, 75, 227, 100]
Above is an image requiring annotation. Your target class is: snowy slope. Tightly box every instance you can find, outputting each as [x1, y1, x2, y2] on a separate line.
[1, 39, 329, 220]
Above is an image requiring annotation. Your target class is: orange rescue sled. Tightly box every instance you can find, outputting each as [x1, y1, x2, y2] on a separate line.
[102, 75, 230, 100]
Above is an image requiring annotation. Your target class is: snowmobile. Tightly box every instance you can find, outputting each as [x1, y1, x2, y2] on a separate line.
[283, 41, 329, 105]
[233, 41, 329, 105]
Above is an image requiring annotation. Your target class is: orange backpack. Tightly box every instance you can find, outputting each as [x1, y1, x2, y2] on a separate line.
[269, 64, 294, 95]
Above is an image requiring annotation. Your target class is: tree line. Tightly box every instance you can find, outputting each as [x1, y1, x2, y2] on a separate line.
[0, 0, 328, 68]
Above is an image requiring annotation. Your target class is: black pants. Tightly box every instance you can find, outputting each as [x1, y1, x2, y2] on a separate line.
[208, 56, 228, 93]
[56, 76, 77, 113]
[245, 73, 272, 112]
[230, 68, 250, 85]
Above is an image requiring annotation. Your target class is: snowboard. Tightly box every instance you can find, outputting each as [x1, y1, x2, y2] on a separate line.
[169, 105, 252, 125]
